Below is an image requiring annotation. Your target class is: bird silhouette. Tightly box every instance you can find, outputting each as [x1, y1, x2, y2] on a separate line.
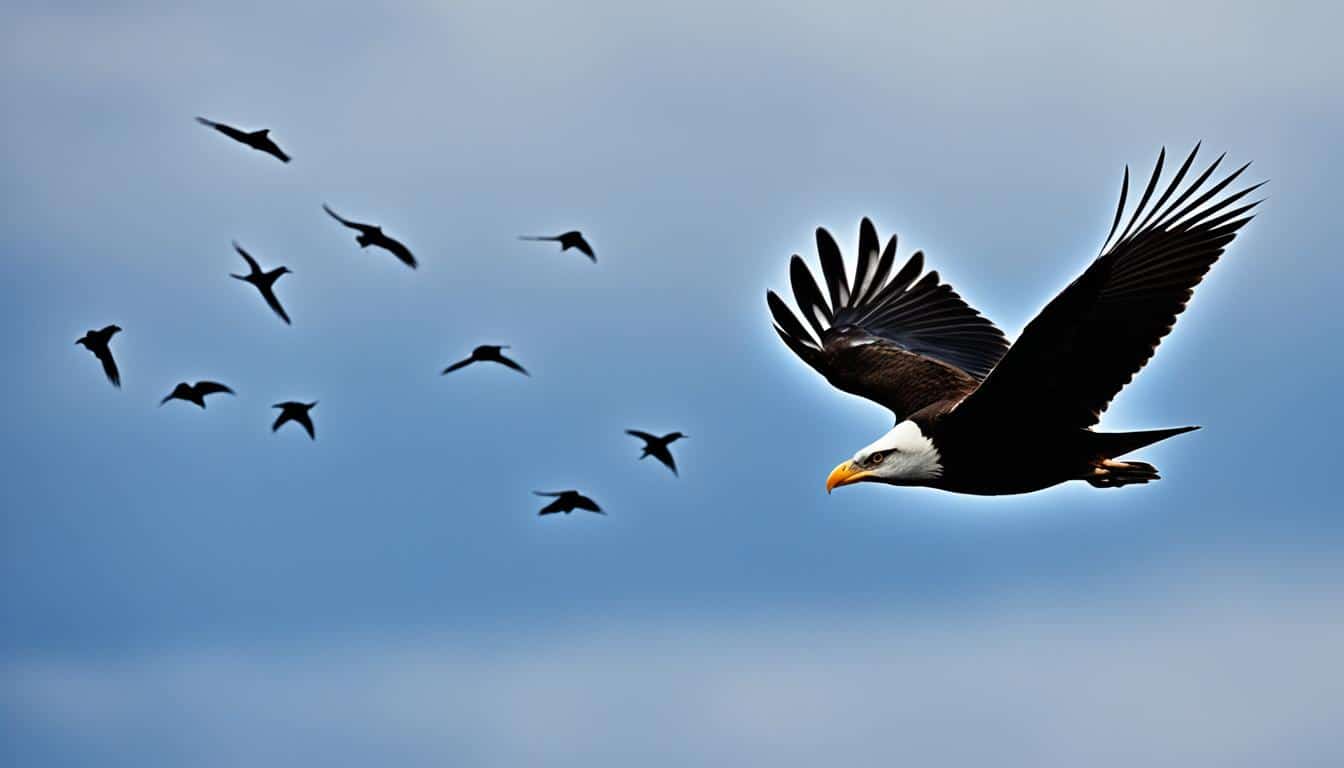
[625, 430, 687, 476]
[441, 345, 529, 376]
[518, 231, 595, 262]
[534, 490, 604, 516]
[231, 242, 292, 324]
[195, 117, 290, 163]
[323, 204, 417, 268]
[272, 401, 317, 440]
[75, 324, 123, 387]
[160, 381, 235, 408]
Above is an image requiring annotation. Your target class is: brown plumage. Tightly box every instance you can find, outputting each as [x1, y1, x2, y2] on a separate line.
[769, 145, 1260, 496]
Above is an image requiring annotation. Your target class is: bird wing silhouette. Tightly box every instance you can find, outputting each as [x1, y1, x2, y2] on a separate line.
[537, 496, 569, 515]
[95, 346, 121, 387]
[232, 241, 261, 274]
[645, 444, 678, 476]
[251, 133, 290, 163]
[292, 410, 315, 439]
[441, 357, 475, 375]
[374, 236, 418, 269]
[197, 117, 242, 140]
[323, 204, 371, 233]
[258, 285, 291, 324]
[193, 381, 235, 397]
[572, 236, 596, 261]
[571, 495, 604, 514]
[492, 354, 529, 376]
[271, 410, 291, 432]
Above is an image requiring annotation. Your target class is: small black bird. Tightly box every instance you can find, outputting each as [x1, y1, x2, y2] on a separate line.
[160, 381, 235, 408]
[534, 490, 604, 516]
[518, 231, 595, 262]
[231, 242, 292, 324]
[195, 117, 291, 163]
[625, 430, 687, 476]
[272, 401, 317, 440]
[441, 345, 529, 377]
[323, 204, 417, 269]
[75, 324, 122, 387]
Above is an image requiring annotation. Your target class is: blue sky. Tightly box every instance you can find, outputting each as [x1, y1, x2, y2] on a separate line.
[4, 1, 1343, 765]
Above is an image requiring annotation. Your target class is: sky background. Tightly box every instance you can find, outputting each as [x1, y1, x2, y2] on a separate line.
[4, 1, 1343, 765]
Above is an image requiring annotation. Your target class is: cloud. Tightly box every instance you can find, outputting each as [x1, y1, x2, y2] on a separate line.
[8, 564, 1344, 767]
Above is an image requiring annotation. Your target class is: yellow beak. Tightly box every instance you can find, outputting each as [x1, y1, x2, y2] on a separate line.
[826, 461, 872, 494]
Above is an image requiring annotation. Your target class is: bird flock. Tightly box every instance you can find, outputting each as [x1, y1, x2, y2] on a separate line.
[74, 117, 687, 518]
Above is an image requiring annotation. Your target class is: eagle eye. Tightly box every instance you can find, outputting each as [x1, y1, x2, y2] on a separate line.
[866, 452, 885, 466]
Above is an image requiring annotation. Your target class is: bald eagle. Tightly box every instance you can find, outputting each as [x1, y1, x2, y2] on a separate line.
[767, 145, 1260, 496]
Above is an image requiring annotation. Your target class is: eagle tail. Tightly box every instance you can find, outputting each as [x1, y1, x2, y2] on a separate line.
[1091, 425, 1199, 458]
[1083, 426, 1199, 487]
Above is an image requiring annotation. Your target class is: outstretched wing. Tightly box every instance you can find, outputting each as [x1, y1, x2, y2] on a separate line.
[259, 285, 291, 325]
[571, 494, 604, 514]
[196, 117, 247, 143]
[441, 357, 474, 375]
[251, 132, 290, 163]
[376, 236, 418, 269]
[95, 347, 120, 387]
[647, 445, 678, 476]
[768, 218, 1009, 420]
[571, 235, 596, 261]
[537, 499, 567, 515]
[292, 410, 315, 439]
[193, 381, 235, 397]
[493, 353, 529, 376]
[323, 204, 369, 232]
[955, 145, 1262, 430]
[625, 429, 658, 443]
[232, 241, 260, 273]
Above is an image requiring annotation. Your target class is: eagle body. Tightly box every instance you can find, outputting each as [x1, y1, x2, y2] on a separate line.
[768, 145, 1260, 496]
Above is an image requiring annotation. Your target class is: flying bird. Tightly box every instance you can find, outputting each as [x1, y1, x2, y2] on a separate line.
[767, 145, 1261, 496]
[625, 430, 687, 476]
[323, 204, 417, 268]
[160, 381, 235, 408]
[195, 117, 291, 163]
[534, 490, 604, 516]
[441, 345, 529, 377]
[518, 231, 595, 262]
[231, 242, 292, 324]
[272, 401, 317, 440]
[75, 324, 123, 387]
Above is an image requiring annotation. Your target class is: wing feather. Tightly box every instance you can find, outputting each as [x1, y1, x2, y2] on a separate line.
[769, 219, 1008, 419]
[815, 227, 850, 311]
[956, 145, 1261, 430]
[789, 255, 833, 339]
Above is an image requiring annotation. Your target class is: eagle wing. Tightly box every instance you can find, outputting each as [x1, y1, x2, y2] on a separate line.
[768, 218, 1008, 420]
[954, 145, 1261, 430]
